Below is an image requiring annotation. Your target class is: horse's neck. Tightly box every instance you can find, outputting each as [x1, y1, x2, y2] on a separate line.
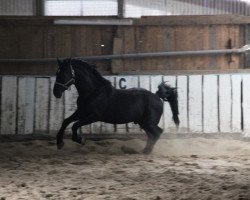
[74, 71, 102, 98]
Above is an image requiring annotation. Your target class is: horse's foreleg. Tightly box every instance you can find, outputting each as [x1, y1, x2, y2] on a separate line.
[57, 110, 80, 149]
[71, 116, 96, 144]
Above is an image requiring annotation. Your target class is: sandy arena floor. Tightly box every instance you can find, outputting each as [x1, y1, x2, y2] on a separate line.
[0, 137, 250, 200]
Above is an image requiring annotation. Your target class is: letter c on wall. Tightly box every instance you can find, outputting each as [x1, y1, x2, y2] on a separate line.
[119, 78, 127, 89]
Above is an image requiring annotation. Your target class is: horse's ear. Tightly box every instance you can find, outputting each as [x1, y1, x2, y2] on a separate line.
[57, 57, 62, 67]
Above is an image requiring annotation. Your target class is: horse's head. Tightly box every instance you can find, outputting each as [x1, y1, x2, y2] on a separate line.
[53, 58, 75, 98]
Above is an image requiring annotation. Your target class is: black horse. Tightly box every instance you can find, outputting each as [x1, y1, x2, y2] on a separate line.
[53, 58, 179, 154]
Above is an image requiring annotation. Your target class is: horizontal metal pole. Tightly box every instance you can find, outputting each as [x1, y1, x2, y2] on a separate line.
[80, 47, 249, 61]
[0, 45, 249, 63]
[54, 19, 133, 25]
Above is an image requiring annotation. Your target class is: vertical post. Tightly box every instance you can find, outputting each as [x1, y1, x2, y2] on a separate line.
[35, 0, 44, 16]
[245, 25, 250, 68]
[118, 0, 124, 18]
[113, 0, 125, 73]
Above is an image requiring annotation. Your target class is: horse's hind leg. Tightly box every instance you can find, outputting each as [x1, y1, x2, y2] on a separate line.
[57, 110, 80, 149]
[140, 125, 163, 154]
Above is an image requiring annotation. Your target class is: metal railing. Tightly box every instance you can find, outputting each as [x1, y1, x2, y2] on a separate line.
[0, 44, 250, 63]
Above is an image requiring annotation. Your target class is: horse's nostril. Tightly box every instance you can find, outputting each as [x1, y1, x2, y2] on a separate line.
[53, 89, 62, 98]
[54, 93, 60, 98]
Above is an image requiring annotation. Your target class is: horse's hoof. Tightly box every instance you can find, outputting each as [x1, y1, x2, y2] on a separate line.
[57, 141, 64, 150]
[142, 148, 152, 155]
[72, 136, 83, 144]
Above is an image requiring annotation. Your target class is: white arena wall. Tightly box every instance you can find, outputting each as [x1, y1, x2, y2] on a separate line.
[0, 74, 249, 136]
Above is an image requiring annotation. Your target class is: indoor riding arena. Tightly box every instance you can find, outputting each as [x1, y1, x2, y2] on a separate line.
[1, 1, 250, 200]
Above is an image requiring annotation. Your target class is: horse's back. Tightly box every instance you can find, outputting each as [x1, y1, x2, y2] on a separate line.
[111, 88, 162, 108]
[101, 88, 163, 124]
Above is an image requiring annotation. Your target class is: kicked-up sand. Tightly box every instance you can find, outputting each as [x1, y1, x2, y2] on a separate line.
[0, 136, 250, 200]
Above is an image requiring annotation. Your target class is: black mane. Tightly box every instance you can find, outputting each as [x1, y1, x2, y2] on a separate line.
[72, 58, 112, 87]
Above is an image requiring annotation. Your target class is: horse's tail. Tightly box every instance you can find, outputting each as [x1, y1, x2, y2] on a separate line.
[156, 82, 180, 127]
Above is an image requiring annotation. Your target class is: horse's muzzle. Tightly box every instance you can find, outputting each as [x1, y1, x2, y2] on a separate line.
[54, 92, 62, 98]
[53, 85, 63, 98]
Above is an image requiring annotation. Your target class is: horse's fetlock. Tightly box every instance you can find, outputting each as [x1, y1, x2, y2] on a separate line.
[72, 135, 82, 144]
